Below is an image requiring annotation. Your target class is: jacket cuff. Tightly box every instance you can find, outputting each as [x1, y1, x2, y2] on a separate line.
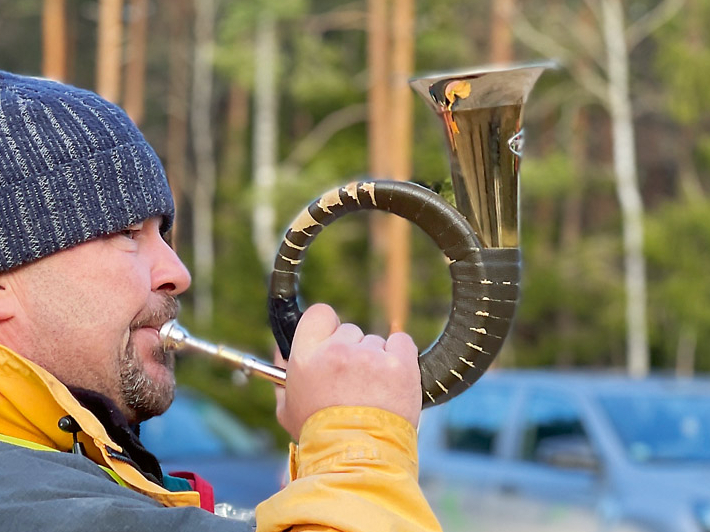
[291, 406, 419, 479]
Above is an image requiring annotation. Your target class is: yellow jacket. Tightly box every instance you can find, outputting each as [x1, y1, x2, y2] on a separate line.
[0, 344, 442, 532]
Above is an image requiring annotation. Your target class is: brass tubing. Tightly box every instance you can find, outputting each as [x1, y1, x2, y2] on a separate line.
[160, 320, 286, 386]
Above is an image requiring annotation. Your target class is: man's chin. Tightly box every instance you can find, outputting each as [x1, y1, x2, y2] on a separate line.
[120, 354, 176, 423]
[128, 380, 175, 423]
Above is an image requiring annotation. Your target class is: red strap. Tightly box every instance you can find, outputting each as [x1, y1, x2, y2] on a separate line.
[168, 471, 215, 513]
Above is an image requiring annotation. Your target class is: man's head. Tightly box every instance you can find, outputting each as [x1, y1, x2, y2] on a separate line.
[0, 71, 191, 423]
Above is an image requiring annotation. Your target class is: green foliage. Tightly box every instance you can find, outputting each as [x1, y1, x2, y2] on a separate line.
[415, 0, 487, 70]
[511, 229, 626, 368]
[697, 134, 710, 171]
[656, 43, 710, 125]
[215, 0, 309, 86]
[654, 0, 710, 125]
[646, 197, 710, 371]
[288, 34, 365, 112]
[522, 150, 576, 199]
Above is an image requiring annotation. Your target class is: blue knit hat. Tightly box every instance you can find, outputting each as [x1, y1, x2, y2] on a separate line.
[0, 71, 174, 272]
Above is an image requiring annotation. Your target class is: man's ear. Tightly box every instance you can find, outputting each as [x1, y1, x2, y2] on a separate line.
[0, 277, 17, 321]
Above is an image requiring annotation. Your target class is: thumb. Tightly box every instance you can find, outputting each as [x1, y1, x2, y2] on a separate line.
[291, 303, 340, 354]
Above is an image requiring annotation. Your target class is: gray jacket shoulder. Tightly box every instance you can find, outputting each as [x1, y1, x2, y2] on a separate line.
[0, 441, 254, 532]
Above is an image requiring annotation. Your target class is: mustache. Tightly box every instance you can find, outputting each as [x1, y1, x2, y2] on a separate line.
[130, 296, 180, 331]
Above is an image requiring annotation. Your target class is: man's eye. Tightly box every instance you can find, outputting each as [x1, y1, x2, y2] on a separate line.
[119, 229, 138, 239]
[119, 223, 143, 239]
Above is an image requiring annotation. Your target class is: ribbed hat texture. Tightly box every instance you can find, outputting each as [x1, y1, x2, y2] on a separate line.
[0, 71, 174, 272]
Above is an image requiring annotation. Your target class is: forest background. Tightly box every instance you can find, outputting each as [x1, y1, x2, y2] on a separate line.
[1, 0, 708, 443]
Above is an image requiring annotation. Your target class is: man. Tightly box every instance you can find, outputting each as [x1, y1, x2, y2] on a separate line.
[0, 71, 442, 532]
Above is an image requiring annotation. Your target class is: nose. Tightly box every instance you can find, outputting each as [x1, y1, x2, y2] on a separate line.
[151, 234, 192, 296]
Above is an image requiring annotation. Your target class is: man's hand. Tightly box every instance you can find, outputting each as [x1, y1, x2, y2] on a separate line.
[275, 303, 422, 440]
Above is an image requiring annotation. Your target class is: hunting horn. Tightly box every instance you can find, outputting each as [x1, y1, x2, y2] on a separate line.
[162, 62, 553, 408]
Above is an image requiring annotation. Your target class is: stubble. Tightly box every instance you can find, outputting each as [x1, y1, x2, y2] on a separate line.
[119, 296, 179, 422]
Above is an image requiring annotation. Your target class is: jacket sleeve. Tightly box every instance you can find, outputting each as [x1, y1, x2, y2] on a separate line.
[255, 406, 443, 532]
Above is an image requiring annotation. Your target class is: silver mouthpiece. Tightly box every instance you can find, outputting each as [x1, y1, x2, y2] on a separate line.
[159, 319, 286, 386]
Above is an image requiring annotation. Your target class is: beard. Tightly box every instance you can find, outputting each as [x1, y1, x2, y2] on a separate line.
[119, 296, 178, 422]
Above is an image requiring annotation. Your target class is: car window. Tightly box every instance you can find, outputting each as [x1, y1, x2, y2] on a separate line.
[444, 384, 514, 455]
[519, 391, 588, 463]
[599, 393, 710, 463]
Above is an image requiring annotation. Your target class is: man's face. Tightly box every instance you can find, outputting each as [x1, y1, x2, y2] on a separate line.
[0, 217, 191, 423]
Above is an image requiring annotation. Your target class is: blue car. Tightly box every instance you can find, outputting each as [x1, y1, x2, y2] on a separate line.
[140, 388, 287, 509]
[417, 370, 710, 532]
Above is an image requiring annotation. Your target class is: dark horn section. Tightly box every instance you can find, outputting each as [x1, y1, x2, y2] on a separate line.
[418, 248, 520, 406]
[268, 180, 521, 406]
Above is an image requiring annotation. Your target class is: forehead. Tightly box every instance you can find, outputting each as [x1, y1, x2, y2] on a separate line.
[13, 237, 116, 278]
[5, 216, 169, 282]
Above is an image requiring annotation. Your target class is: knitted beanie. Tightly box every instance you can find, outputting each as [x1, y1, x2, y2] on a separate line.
[0, 71, 174, 272]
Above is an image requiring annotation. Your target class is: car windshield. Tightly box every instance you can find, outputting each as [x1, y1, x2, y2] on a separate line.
[599, 392, 710, 463]
[140, 391, 266, 461]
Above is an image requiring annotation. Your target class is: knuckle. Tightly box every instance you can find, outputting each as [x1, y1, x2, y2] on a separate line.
[307, 302, 334, 316]
[321, 342, 351, 370]
[337, 323, 364, 337]
[387, 331, 417, 353]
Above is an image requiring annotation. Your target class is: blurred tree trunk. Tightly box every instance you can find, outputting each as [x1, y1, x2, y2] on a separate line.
[386, 0, 414, 332]
[556, 107, 589, 367]
[561, 108, 587, 265]
[601, 0, 649, 377]
[676, 324, 696, 377]
[220, 84, 249, 215]
[489, 0, 514, 62]
[215, 83, 250, 262]
[166, 0, 191, 250]
[367, 0, 390, 334]
[191, 0, 217, 326]
[676, 0, 705, 201]
[252, 12, 279, 272]
[96, 0, 123, 102]
[123, 0, 148, 125]
[43, 0, 67, 81]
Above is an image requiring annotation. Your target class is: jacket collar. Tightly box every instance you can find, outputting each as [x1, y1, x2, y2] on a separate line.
[68, 386, 164, 485]
[0, 345, 199, 508]
[0, 344, 115, 458]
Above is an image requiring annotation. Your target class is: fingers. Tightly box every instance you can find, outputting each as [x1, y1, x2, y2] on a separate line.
[385, 331, 418, 357]
[294, 305, 412, 355]
[331, 323, 365, 344]
[360, 334, 386, 351]
[292, 303, 340, 353]
[272, 346, 287, 429]
[277, 306, 423, 440]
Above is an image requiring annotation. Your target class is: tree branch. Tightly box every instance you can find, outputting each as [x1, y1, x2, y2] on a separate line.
[303, 3, 366, 34]
[513, 11, 609, 106]
[571, 63, 610, 107]
[282, 103, 368, 175]
[513, 11, 575, 66]
[626, 0, 686, 49]
[557, 4, 607, 73]
[580, 0, 603, 26]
